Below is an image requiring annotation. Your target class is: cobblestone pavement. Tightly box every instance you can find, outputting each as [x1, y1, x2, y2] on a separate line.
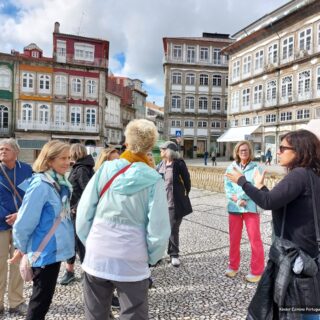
[3, 188, 272, 320]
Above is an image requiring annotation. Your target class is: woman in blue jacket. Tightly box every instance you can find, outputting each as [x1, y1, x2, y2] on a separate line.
[13, 140, 74, 320]
[224, 140, 264, 283]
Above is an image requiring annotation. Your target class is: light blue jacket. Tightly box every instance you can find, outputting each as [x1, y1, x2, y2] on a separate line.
[76, 159, 171, 282]
[13, 173, 75, 267]
[224, 161, 260, 214]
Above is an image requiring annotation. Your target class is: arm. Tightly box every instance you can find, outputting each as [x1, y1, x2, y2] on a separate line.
[146, 179, 171, 265]
[77, 166, 93, 192]
[13, 179, 48, 253]
[237, 168, 306, 210]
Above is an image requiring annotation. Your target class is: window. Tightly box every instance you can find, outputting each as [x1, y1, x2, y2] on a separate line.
[173, 45, 182, 60]
[230, 119, 238, 127]
[231, 91, 240, 110]
[86, 108, 96, 127]
[72, 78, 82, 94]
[22, 73, 34, 90]
[282, 36, 294, 61]
[296, 109, 310, 119]
[212, 74, 222, 87]
[242, 88, 250, 107]
[0, 68, 11, 89]
[184, 120, 194, 128]
[186, 73, 195, 85]
[185, 96, 195, 111]
[198, 97, 208, 111]
[266, 80, 277, 102]
[268, 43, 278, 64]
[55, 75, 67, 95]
[39, 75, 50, 92]
[298, 70, 311, 96]
[74, 43, 94, 62]
[31, 51, 39, 58]
[57, 40, 66, 62]
[299, 28, 312, 52]
[171, 120, 181, 127]
[252, 116, 262, 125]
[198, 121, 207, 128]
[199, 74, 208, 86]
[243, 55, 251, 75]
[281, 76, 293, 98]
[213, 49, 221, 65]
[266, 114, 276, 123]
[212, 97, 221, 111]
[280, 111, 292, 121]
[22, 103, 33, 122]
[316, 107, 320, 118]
[253, 85, 263, 105]
[38, 105, 49, 124]
[232, 60, 240, 80]
[242, 118, 250, 126]
[70, 106, 81, 126]
[171, 96, 181, 109]
[0, 105, 9, 128]
[54, 105, 66, 126]
[186, 46, 196, 63]
[225, 76, 228, 87]
[317, 67, 320, 91]
[211, 121, 221, 128]
[86, 79, 97, 97]
[254, 50, 264, 70]
[200, 47, 209, 61]
[172, 72, 182, 85]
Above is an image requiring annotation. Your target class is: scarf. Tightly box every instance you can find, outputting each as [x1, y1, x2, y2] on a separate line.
[45, 169, 73, 219]
[120, 150, 152, 167]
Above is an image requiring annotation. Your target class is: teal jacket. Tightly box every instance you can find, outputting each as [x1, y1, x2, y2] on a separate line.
[224, 161, 260, 214]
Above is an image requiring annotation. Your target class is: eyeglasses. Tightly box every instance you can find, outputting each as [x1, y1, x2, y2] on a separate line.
[279, 145, 295, 153]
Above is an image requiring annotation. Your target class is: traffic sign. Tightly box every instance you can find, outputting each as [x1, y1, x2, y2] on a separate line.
[175, 130, 182, 137]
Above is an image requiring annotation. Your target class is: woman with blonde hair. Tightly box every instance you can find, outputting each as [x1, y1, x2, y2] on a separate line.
[94, 147, 119, 171]
[12, 140, 74, 320]
[76, 119, 170, 320]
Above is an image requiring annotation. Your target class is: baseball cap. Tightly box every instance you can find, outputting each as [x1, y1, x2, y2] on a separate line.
[159, 141, 178, 152]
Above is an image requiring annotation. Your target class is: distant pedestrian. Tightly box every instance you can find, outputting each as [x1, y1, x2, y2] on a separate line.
[0, 138, 32, 316]
[265, 148, 272, 165]
[94, 147, 119, 172]
[211, 151, 217, 166]
[224, 140, 264, 283]
[204, 151, 209, 165]
[13, 140, 74, 320]
[157, 141, 193, 267]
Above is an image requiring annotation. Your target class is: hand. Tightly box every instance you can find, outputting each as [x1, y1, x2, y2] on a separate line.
[5, 213, 17, 226]
[225, 167, 244, 184]
[231, 194, 238, 202]
[7, 249, 23, 264]
[254, 169, 266, 189]
[238, 200, 247, 207]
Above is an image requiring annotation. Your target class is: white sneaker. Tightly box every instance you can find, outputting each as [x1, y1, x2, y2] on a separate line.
[171, 257, 180, 267]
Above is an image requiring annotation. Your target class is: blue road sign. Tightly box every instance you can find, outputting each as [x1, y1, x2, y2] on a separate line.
[175, 130, 182, 137]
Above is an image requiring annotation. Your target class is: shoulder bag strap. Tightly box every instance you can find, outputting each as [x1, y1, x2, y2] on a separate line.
[308, 170, 320, 254]
[0, 164, 23, 203]
[99, 163, 132, 198]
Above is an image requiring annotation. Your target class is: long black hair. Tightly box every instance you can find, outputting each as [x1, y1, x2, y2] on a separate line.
[282, 130, 320, 175]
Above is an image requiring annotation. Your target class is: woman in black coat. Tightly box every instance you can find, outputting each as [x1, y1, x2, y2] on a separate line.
[59, 143, 94, 285]
[157, 141, 192, 267]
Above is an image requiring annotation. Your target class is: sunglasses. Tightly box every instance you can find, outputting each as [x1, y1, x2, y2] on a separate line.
[279, 145, 295, 153]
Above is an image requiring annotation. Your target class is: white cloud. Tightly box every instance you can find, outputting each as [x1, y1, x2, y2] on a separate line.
[0, 0, 289, 105]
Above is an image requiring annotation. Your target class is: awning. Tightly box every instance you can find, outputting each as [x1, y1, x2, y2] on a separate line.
[305, 119, 320, 140]
[217, 125, 260, 142]
[51, 134, 100, 141]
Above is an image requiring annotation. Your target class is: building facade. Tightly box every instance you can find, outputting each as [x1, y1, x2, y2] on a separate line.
[145, 101, 164, 140]
[162, 33, 233, 158]
[221, 0, 320, 161]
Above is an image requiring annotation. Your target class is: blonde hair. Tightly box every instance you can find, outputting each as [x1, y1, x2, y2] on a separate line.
[33, 140, 70, 172]
[94, 147, 118, 171]
[233, 140, 254, 163]
[124, 119, 158, 154]
[70, 143, 87, 162]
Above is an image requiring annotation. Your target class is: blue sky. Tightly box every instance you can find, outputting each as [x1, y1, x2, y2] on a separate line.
[0, 0, 289, 106]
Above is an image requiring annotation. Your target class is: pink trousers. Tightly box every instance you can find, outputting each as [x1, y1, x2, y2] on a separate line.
[228, 213, 265, 275]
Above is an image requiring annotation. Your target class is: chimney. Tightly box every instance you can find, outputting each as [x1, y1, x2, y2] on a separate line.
[54, 22, 60, 33]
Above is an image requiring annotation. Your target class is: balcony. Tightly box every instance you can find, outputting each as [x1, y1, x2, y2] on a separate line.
[0, 127, 10, 135]
[17, 120, 99, 133]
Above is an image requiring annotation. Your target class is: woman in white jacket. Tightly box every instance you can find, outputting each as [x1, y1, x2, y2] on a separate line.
[76, 119, 170, 320]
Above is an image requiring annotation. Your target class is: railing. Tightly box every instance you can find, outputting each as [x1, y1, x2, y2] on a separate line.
[17, 120, 99, 132]
[188, 166, 283, 193]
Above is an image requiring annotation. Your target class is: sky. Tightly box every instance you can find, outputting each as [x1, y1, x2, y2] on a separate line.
[0, 0, 289, 106]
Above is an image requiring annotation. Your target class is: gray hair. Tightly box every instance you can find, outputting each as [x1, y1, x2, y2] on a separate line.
[166, 148, 180, 160]
[0, 138, 20, 153]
